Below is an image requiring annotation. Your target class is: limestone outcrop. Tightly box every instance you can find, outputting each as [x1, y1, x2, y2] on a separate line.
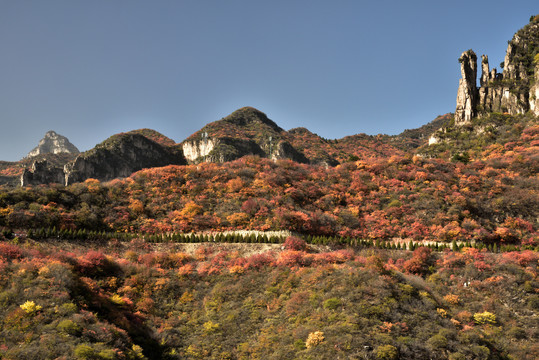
[26, 131, 79, 158]
[21, 132, 185, 186]
[21, 160, 65, 186]
[455, 50, 478, 125]
[64, 133, 185, 185]
[530, 64, 539, 114]
[454, 19, 539, 125]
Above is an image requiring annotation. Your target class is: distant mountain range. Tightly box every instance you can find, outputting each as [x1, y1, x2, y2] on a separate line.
[0, 108, 451, 187]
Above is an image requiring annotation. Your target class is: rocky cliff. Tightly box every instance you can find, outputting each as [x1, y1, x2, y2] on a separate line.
[455, 16, 539, 125]
[20, 160, 65, 186]
[26, 131, 79, 158]
[181, 107, 309, 164]
[65, 133, 185, 185]
[21, 131, 185, 186]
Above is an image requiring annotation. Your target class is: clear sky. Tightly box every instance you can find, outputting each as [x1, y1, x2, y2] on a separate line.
[0, 0, 537, 161]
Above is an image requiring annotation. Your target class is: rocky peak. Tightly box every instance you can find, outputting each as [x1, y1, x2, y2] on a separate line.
[455, 50, 478, 125]
[26, 130, 79, 158]
[21, 131, 185, 186]
[222, 107, 283, 132]
[454, 16, 539, 126]
[181, 107, 308, 165]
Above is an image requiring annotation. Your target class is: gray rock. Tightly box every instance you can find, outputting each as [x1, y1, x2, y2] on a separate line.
[26, 131, 79, 158]
[531, 64, 539, 115]
[454, 21, 539, 124]
[22, 133, 185, 186]
[455, 50, 478, 125]
[21, 160, 65, 186]
[64, 133, 185, 185]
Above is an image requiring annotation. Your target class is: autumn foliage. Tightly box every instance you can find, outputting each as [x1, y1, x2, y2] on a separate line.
[0, 239, 537, 359]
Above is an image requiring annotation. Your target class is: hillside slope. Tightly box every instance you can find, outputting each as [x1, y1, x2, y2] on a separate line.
[0, 238, 537, 359]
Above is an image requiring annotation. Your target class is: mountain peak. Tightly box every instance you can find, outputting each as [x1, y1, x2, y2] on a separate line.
[222, 106, 283, 131]
[26, 131, 79, 159]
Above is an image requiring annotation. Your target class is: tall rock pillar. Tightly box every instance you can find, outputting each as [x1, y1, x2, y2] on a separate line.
[455, 50, 478, 126]
[530, 63, 539, 116]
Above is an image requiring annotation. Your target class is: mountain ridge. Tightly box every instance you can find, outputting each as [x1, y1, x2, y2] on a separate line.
[4, 16, 539, 186]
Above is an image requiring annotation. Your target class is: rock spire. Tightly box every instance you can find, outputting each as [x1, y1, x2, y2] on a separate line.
[454, 18, 539, 125]
[455, 50, 478, 125]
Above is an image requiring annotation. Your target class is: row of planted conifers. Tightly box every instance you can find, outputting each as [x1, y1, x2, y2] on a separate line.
[0, 226, 534, 253]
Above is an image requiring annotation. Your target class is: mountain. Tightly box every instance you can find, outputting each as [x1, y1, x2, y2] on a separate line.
[0, 132, 80, 186]
[63, 132, 185, 185]
[21, 130, 185, 186]
[181, 107, 309, 164]
[8, 17, 539, 186]
[182, 106, 414, 167]
[26, 130, 79, 158]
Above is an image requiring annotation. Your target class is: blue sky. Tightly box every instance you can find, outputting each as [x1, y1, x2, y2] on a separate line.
[0, 0, 537, 160]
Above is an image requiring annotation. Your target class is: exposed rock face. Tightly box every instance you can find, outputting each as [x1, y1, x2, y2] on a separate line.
[21, 160, 65, 186]
[182, 137, 217, 163]
[181, 107, 309, 164]
[270, 140, 308, 163]
[26, 131, 79, 158]
[22, 132, 185, 186]
[64, 134, 185, 185]
[530, 64, 539, 114]
[454, 19, 539, 125]
[428, 135, 439, 145]
[455, 50, 478, 125]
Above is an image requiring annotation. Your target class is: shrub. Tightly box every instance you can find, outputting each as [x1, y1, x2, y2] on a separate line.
[19, 300, 42, 314]
[508, 326, 526, 339]
[471, 345, 490, 359]
[528, 295, 539, 310]
[473, 311, 496, 325]
[277, 250, 311, 267]
[74, 344, 96, 359]
[375, 344, 398, 360]
[131, 345, 145, 359]
[57, 319, 82, 335]
[443, 294, 460, 305]
[0, 243, 23, 261]
[305, 331, 324, 348]
[245, 253, 274, 269]
[323, 297, 342, 311]
[428, 333, 448, 349]
[203, 321, 220, 333]
[283, 236, 307, 251]
[110, 294, 126, 305]
[437, 308, 448, 318]
[403, 247, 435, 276]
[78, 251, 117, 277]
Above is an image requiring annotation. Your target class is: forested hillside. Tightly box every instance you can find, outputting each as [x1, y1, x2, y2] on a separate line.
[1, 117, 537, 245]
